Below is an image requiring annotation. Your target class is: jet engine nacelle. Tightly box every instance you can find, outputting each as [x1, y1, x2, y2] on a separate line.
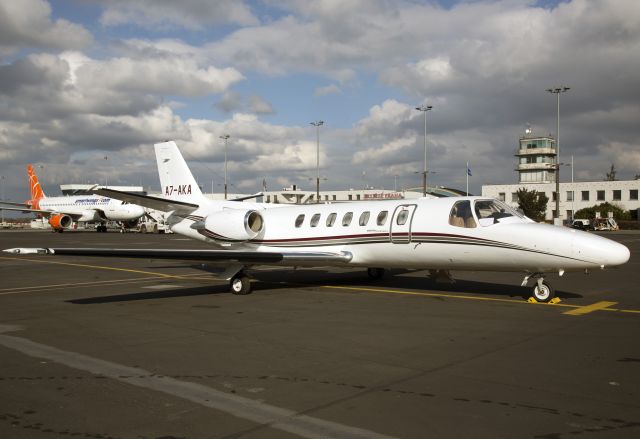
[204, 209, 264, 241]
[48, 214, 72, 230]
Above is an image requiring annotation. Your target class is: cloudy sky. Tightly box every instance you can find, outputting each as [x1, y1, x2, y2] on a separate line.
[0, 0, 639, 202]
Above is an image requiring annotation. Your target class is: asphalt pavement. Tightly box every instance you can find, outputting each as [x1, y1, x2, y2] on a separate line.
[0, 230, 638, 439]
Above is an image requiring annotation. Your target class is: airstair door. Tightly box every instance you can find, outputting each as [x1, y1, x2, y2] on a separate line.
[389, 204, 417, 244]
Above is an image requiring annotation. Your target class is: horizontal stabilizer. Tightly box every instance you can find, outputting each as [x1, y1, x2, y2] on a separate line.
[93, 188, 199, 214]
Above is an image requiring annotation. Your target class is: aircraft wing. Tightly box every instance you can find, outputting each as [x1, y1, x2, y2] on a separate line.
[3, 247, 353, 265]
[93, 188, 199, 214]
[0, 206, 58, 216]
[0, 200, 30, 207]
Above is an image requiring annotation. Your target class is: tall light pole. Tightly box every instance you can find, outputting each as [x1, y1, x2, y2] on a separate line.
[310, 120, 324, 203]
[415, 105, 433, 196]
[546, 86, 570, 224]
[219, 134, 230, 200]
[1, 175, 5, 225]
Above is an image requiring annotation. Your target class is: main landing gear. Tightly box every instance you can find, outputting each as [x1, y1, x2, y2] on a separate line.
[230, 272, 252, 295]
[522, 273, 555, 303]
[367, 267, 386, 280]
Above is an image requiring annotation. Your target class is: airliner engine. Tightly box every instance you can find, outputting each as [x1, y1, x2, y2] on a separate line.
[48, 214, 72, 231]
[203, 209, 264, 241]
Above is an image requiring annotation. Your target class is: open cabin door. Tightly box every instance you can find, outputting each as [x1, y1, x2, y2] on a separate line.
[389, 204, 417, 244]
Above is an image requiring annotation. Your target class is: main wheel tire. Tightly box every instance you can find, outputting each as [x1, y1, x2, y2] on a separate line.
[367, 267, 385, 280]
[139, 225, 147, 234]
[230, 275, 252, 295]
[533, 281, 554, 303]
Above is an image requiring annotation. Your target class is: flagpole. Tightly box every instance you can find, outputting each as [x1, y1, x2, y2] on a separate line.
[466, 161, 469, 196]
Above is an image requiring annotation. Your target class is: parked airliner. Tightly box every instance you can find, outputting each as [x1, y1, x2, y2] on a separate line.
[5, 142, 630, 302]
[0, 164, 145, 232]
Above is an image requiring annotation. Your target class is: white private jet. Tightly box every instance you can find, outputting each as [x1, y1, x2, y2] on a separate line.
[4, 141, 630, 302]
[0, 164, 145, 232]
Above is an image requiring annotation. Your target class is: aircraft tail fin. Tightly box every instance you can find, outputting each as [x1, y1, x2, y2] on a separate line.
[154, 141, 205, 204]
[27, 164, 46, 202]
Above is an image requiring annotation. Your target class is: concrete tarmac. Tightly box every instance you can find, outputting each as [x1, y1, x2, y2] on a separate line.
[0, 230, 638, 439]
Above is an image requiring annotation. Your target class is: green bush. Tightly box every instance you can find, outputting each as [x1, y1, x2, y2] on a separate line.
[574, 202, 631, 221]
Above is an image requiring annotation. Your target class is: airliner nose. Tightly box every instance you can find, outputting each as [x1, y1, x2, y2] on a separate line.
[131, 205, 145, 218]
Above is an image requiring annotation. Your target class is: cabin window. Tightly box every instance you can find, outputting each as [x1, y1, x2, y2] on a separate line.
[342, 212, 353, 226]
[310, 213, 321, 227]
[474, 199, 522, 226]
[449, 200, 476, 228]
[326, 213, 337, 227]
[359, 211, 370, 226]
[396, 209, 409, 225]
[295, 214, 305, 228]
[377, 210, 388, 226]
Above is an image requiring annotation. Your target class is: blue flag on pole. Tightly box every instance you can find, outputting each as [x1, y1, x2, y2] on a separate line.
[467, 166, 472, 176]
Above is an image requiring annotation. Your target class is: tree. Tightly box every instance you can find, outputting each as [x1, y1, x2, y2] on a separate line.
[516, 188, 548, 222]
[605, 163, 618, 181]
[574, 202, 631, 221]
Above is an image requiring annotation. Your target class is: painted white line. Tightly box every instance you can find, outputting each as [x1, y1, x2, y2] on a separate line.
[141, 284, 185, 290]
[0, 329, 396, 439]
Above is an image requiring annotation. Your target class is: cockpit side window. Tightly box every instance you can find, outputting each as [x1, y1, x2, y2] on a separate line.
[474, 199, 519, 226]
[449, 200, 477, 228]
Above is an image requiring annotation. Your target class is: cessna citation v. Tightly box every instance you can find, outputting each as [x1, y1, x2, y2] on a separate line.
[5, 142, 630, 302]
[0, 164, 145, 232]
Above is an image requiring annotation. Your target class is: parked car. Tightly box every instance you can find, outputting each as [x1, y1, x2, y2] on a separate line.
[571, 219, 591, 230]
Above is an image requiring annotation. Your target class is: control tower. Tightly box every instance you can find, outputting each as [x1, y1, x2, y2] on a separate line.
[515, 128, 556, 184]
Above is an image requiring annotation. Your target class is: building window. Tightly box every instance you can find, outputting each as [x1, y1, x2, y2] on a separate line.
[511, 192, 518, 202]
[498, 192, 505, 202]
[566, 191, 574, 202]
[631, 189, 639, 200]
[273, 195, 278, 203]
[359, 211, 370, 226]
[566, 210, 573, 220]
[333, 195, 337, 201]
[597, 190, 605, 201]
[326, 213, 337, 227]
[377, 211, 388, 226]
[552, 192, 558, 202]
[295, 214, 305, 228]
[581, 191, 589, 201]
[342, 212, 353, 226]
[356, 194, 361, 200]
[613, 190, 621, 201]
[310, 213, 321, 227]
[552, 210, 557, 218]
[266, 195, 271, 203]
[348, 194, 352, 201]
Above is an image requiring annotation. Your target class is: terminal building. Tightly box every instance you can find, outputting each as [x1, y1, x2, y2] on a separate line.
[482, 130, 640, 221]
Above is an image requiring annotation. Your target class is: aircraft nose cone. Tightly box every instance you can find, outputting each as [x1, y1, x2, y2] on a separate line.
[604, 240, 630, 267]
[573, 232, 630, 267]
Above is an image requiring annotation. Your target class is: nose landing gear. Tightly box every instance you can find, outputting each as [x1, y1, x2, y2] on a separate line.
[522, 273, 555, 303]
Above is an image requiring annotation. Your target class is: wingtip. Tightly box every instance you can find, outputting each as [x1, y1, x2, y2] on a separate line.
[3, 248, 51, 255]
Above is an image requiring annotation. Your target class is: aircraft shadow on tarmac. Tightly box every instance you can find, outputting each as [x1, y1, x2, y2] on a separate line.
[66, 267, 582, 304]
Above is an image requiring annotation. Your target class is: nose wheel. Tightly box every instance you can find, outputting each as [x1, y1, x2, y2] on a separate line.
[522, 273, 555, 303]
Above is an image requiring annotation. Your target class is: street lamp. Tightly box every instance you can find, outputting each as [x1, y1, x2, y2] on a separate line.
[310, 120, 324, 203]
[415, 105, 433, 196]
[546, 86, 570, 224]
[219, 134, 230, 200]
[1, 175, 5, 225]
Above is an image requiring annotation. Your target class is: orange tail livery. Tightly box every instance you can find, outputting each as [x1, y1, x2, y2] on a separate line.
[27, 164, 46, 208]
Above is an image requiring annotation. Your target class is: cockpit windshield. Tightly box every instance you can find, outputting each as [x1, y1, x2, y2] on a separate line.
[474, 199, 524, 226]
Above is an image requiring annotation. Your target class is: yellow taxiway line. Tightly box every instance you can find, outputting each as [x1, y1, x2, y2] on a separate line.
[2, 255, 638, 316]
[321, 285, 640, 317]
